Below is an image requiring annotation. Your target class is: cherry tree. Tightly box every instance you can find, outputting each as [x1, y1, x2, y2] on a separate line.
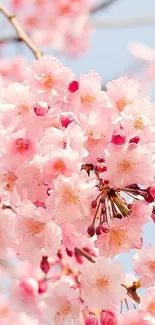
[0, 1, 154, 325]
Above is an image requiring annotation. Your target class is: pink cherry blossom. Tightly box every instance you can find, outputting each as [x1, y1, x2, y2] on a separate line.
[106, 77, 144, 115]
[26, 56, 74, 94]
[141, 286, 155, 318]
[102, 144, 154, 188]
[46, 171, 96, 224]
[14, 202, 62, 263]
[95, 218, 143, 259]
[79, 257, 126, 309]
[133, 245, 155, 288]
[44, 282, 82, 325]
[42, 148, 82, 186]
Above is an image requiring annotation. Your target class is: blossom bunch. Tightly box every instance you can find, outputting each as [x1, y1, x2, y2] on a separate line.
[0, 55, 155, 324]
[8, 0, 95, 56]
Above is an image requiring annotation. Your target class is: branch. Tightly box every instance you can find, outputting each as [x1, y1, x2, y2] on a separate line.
[92, 16, 155, 28]
[74, 247, 95, 263]
[0, 3, 43, 59]
[91, 0, 119, 15]
[0, 35, 20, 44]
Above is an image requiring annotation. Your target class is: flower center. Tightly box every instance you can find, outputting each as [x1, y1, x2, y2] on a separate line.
[15, 138, 30, 153]
[27, 218, 45, 235]
[117, 158, 136, 174]
[57, 302, 71, 319]
[110, 229, 128, 246]
[96, 277, 110, 290]
[17, 104, 29, 115]
[81, 94, 96, 105]
[42, 75, 55, 89]
[116, 97, 131, 112]
[53, 159, 66, 172]
[63, 189, 79, 206]
[134, 117, 145, 130]
[148, 302, 155, 314]
[3, 172, 17, 191]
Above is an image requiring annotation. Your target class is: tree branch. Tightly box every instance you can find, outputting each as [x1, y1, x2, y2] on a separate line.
[0, 3, 43, 59]
[91, 0, 119, 15]
[0, 35, 21, 44]
[92, 16, 155, 28]
[74, 247, 95, 263]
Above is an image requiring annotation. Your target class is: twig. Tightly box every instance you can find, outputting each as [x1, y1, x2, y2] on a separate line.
[92, 16, 155, 28]
[74, 247, 95, 263]
[0, 3, 43, 59]
[0, 35, 20, 43]
[91, 0, 119, 15]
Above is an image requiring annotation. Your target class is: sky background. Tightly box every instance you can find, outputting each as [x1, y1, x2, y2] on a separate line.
[0, 0, 155, 272]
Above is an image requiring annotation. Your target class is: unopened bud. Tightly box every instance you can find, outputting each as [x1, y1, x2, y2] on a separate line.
[87, 225, 96, 237]
[100, 310, 118, 325]
[85, 313, 98, 325]
[40, 256, 50, 274]
[111, 133, 126, 145]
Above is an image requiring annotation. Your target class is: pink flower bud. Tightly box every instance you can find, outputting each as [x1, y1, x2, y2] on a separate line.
[40, 256, 50, 274]
[61, 115, 73, 128]
[33, 101, 49, 116]
[100, 310, 118, 325]
[66, 248, 73, 257]
[144, 193, 154, 203]
[150, 184, 155, 199]
[91, 200, 97, 208]
[85, 314, 98, 325]
[68, 80, 79, 93]
[129, 136, 140, 144]
[38, 279, 47, 294]
[19, 278, 38, 299]
[111, 133, 126, 145]
[87, 225, 96, 237]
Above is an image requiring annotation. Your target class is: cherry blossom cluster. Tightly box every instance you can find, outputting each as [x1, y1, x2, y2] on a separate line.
[8, 0, 95, 56]
[0, 55, 155, 324]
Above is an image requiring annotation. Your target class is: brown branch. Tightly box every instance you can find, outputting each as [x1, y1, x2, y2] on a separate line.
[74, 247, 95, 263]
[91, 0, 119, 15]
[0, 3, 43, 59]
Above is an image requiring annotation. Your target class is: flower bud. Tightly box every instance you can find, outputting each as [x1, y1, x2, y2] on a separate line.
[68, 80, 79, 93]
[91, 200, 97, 209]
[150, 184, 155, 199]
[38, 279, 47, 294]
[87, 225, 96, 237]
[100, 310, 118, 325]
[40, 256, 50, 274]
[111, 133, 126, 145]
[61, 115, 73, 128]
[33, 101, 49, 116]
[144, 193, 154, 203]
[85, 314, 98, 325]
[129, 136, 140, 144]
